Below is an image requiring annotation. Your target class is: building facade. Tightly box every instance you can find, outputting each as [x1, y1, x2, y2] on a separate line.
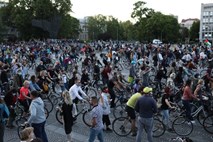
[78, 17, 89, 41]
[0, 1, 7, 8]
[199, 3, 213, 42]
[181, 18, 199, 30]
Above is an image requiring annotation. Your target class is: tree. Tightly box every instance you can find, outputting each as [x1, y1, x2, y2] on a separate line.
[190, 21, 200, 41]
[87, 15, 107, 40]
[180, 27, 189, 42]
[131, 1, 154, 22]
[1, 0, 76, 39]
[58, 15, 80, 38]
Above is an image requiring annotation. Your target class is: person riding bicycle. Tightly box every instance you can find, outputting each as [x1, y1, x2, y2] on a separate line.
[126, 86, 144, 136]
[69, 78, 88, 117]
[18, 80, 31, 116]
[29, 75, 42, 92]
[81, 69, 90, 86]
[182, 79, 198, 123]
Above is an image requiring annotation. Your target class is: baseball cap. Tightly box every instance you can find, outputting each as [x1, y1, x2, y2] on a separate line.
[143, 87, 153, 94]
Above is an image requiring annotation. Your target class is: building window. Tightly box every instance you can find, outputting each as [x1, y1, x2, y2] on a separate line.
[210, 11, 213, 16]
[210, 18, 213, 23]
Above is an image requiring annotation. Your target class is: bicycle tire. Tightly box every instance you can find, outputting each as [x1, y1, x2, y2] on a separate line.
[56, 109, 63, 125]
[197, 111, 208, 126]
[86, 87, 97, 98]
[82, 109, 92, 127]
[113, 104, 127, 118]
[43, 98, 54, 113]
[112, 117, 131, 137]
[44, 107, 49, 119]
[172, 116, 193, 136]
[16, 117, 27, 127]
[203, 114, 213, 134]
[153, 118, 166, 137]
[17, 125, 25, 139]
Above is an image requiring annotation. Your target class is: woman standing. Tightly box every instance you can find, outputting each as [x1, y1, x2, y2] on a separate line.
[61, 91, 74, 142]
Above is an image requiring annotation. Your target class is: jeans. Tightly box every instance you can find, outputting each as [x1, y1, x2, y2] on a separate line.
[0, 123, 5, 142]
[32, 121, 48, 142]
[136, 117, 153, 142]
[161, 109, 170, 128]
[88, 128, 104, 142]
[182, 100, 193, 121]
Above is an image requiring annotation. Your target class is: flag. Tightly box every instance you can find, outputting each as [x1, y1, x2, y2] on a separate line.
[204, 39, 211, 47]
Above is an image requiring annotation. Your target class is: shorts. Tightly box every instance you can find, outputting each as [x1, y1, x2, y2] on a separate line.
[125, 105, 136, 120]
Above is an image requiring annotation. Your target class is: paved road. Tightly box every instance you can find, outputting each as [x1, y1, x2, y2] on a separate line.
[3, 53, 213, 142]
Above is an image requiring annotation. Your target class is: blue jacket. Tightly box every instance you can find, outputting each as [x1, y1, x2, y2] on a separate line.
[28, 97, 46, 124]
[0, 103, 10, 124]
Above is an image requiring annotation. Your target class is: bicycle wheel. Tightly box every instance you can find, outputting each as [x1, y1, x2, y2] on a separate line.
[86, 87, 97, 98]
[172, 116, 193, 136]
[153, 118, 166, 138]
[16, 117, 27, 127]
[113, 104, 127, 118]
[197, 111, 208, 126]
[203, 114, 213, 134]
[44, 107, 49, 119]
[55, 109, 63, 125]
[17, 125, 25, 139]
[82, 109, 92, 127]
[112, 117, 131, 137]
[43, 98, 54, 113]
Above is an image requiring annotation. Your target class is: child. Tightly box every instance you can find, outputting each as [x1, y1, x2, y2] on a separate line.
[99, 87, 112, 131]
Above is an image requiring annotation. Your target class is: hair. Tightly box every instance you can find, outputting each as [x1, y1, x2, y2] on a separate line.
[185, 79, 192, 86]
[138, 86, 144, 93]
[23, 80, 30, 86]
[30, 75, 36, 82]
[31, 90, 39, 98]
[198, 79, 204, 85]
[135, 79, 140, 84]
[91, 96, 98, 103]
[20, 127, 34, 141]
[62, 91, 72, 105]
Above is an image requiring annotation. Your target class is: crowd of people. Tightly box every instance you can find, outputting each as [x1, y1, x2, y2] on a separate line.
[0, 39, 213, 142]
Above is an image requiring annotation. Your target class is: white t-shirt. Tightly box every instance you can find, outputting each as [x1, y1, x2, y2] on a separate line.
[100, 93, 111, 115]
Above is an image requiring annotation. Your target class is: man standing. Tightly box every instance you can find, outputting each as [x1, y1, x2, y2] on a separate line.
[88, 96, 104, 142]
[135, 87, 157, 142]
[27, 91, 48, 142]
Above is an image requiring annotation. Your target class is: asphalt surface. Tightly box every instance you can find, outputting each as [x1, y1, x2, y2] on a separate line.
[3, 53, 213, 142]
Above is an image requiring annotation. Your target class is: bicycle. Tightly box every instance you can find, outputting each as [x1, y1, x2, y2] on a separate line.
[112, 115, 165, 138]
[203, 114, 213, 134]
[55, 99, 91, 126]
[17, 123, 30, 139]
[172, 100, 208, 136]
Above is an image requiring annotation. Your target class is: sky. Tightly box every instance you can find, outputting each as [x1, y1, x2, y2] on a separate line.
[71, 0, 213, 22]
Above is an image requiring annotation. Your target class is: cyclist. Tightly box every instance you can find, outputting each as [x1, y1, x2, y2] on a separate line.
[18, 80, 31, 116]
[125, 86, 144, 136]
[69, 78, 88, 117]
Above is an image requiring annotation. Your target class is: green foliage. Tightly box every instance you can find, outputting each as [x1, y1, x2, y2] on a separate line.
[180, 27, 189, 42]
[190, 21, 200, 41]
[58, 15, 80, 38]
[1, 0, 78, 39]
[130, 1, 180, 42]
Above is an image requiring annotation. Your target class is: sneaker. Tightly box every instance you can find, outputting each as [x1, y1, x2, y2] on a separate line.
[190, 120, 195, 124]
[106, 127, 112, 132]
[131, 132, 137, 136]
